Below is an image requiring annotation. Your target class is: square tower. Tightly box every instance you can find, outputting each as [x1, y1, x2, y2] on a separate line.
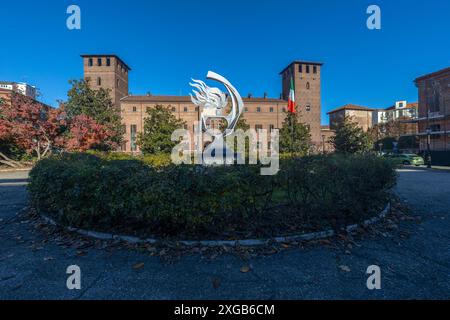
[280, 61, 323, 146]
[81, 54, 130, 107]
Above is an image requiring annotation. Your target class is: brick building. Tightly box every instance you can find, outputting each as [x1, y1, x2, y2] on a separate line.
[327, 102, 418, 138]
[81, 55, 130, 108]
[414, 66, 450, 164]
[328, 104, 375, 132]
[81, 55, 331, 153]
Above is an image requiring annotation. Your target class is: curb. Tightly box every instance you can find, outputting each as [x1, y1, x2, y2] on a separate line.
[402, 165, 450, 173]
[39, 203, 391, 247]
[0, 168, 32, 173]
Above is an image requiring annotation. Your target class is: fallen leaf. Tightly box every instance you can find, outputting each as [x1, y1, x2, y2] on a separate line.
[240, 265, 251, 273]
[133, 262, 145, 270]
[76, 251, 87, 257]
[44, 257, 54, 261]
[339, 265, 351, 272]
[212, 278, 221, 289]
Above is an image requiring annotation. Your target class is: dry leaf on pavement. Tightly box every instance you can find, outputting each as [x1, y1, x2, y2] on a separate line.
[240, 265, 251, 273]
[133, 262, 145, 270]
[338, 265, 351, 272]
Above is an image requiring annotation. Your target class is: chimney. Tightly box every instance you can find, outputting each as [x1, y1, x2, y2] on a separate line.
[263, 92, 268, 99]
[248, 93, 253, 99]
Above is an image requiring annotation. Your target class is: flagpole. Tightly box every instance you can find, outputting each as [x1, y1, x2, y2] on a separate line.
[291, 110, 294, 154]
[288, 76, 295, 155]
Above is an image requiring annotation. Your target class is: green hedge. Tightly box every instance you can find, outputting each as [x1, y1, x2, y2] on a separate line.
[86, 150, 172, 168]
[28, 153, 397, 239]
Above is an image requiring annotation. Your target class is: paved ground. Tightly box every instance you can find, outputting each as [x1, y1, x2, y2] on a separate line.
[1, 168, 450, 300]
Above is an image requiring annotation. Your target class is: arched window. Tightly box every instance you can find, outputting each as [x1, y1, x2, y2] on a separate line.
[306, 82, 310, 90]
[306, 105, 311, 112]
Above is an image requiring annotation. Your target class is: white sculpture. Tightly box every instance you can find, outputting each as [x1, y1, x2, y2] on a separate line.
[190, 71, 244, 138]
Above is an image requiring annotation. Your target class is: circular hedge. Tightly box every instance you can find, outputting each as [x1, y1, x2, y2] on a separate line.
[28, 153, 397, 240]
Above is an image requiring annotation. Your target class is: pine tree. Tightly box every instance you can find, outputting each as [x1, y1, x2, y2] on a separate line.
[279, 112, 312, 155]
[330, 116, 373, 154]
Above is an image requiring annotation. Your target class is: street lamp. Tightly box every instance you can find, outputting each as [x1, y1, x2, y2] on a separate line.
[322, 135, 326, 154]
[426, 127, 432, 168]
[378, 142, 383, 155]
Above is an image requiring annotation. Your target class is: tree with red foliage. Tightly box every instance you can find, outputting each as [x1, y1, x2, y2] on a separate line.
[0, 93, 65, 165]
[64, 114, 115, 152]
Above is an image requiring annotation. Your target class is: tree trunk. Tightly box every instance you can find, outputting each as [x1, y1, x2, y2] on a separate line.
[0, 151, 23, 168]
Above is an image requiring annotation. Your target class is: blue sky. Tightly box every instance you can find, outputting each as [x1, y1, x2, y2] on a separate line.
[1, 0, 449, 124]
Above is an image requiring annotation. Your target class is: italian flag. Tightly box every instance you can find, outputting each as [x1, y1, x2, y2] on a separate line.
[287, 77, 295, 113]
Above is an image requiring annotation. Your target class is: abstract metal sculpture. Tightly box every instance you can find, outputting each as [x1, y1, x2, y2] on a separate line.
[190, 71, 244, 138]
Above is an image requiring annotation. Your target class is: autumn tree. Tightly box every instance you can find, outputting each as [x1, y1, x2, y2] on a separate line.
[0, 97, 19, 167]
[137, 105, 186, 154]
[64, 79, 123, 149]
[330, 116, 373, 154]
[63, 114, 115, 152]
[0, 93, 64, 165]
[279, 111, 312, 155]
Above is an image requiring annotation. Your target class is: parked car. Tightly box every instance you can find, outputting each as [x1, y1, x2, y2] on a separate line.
[384, 153, 425, 166]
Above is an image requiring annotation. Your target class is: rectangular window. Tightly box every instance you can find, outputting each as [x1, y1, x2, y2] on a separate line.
[132, 106, 137, 112]
[97, 77, 101, 86]
[269, 124, 275, 131]
[184, 107, 188, 112]
[130, 125, 137, 152]
[171, 106, 176, 112]
[313, 66, 317, 74]
[88, 58, 93, 67]
[256, 107, 261, 113]
[306, 65, 310, 73]
[430, 124, 441, 132]
[106, 58, 111, 66]
[255, 124, 263, 131]
[97, 58, 102, 66]
[269, 107, 274, 113]
[299, 64, 302, 73]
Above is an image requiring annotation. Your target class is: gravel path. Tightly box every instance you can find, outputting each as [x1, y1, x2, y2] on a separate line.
[1, 168, 449, 299]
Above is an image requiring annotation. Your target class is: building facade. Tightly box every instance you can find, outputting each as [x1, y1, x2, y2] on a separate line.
[328, 101, 419, 137]
[81, 55, 130, 108]
[81, 55, 331, 153]
[414, 67, 450, 163]
[0, 81, 37, 99]
[328, 104, 375, 132]
[280, 61, 323, 145]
